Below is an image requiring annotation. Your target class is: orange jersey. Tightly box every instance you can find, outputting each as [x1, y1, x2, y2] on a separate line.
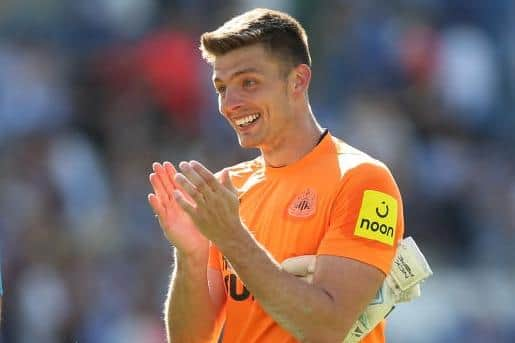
[209, 132, 404, 342]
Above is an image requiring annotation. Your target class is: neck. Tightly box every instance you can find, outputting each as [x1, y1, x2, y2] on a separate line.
[260, 108, 323, 168]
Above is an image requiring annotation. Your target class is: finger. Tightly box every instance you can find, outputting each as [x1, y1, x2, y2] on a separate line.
[149, 173, 170, 206]
[164, 161, 196, 205]
[163, 161, 178, 180]
[300, 274, 314, 284]
[173, 189, 197, 219]
[148, 193, 166, 219]
[190, 160, 219, 191]
[179, 161, 214, 197]
[281, 255, 316, 276]
[155, 162, 176, 199]
[220, 169, 237, 194]
[307, 257, 317, 274]
[174, 172, 204, 206]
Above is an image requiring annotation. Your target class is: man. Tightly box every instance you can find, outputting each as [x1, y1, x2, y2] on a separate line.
[148, 8, 404, 342]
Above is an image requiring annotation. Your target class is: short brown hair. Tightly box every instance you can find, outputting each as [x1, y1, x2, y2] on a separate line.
[200, 8, 311, 73]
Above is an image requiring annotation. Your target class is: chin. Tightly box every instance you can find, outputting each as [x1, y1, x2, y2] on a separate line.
[237, 135, 261, 149]
[238, 140, 258, 149]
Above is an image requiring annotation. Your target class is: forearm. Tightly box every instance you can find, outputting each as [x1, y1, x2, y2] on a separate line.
[220, 230, 350, 342]
[166, 251, 219, 343]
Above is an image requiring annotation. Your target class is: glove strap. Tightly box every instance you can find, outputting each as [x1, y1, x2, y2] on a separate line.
[385, 236, 433, 298]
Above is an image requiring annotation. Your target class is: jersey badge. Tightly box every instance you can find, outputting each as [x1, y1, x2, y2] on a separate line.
[288, 188, 317, 218]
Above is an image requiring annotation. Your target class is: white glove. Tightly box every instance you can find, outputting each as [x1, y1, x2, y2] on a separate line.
[281, 237, 433, 342]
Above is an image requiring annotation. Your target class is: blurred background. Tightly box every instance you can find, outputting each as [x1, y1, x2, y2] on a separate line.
[0, 0, 514, 342]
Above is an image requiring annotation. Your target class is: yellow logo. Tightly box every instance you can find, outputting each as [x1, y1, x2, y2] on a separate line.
[354, 190, 397, 246]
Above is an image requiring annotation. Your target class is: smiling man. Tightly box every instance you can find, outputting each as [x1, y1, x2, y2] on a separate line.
[148, 8, 404, 343]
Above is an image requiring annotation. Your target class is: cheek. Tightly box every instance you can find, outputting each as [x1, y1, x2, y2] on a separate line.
[218, 100, 231, 122]
[269, 95, 289, 117]
[218, 97, 223, 113]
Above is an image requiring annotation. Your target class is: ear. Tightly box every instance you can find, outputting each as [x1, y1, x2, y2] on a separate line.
[289, 64, 311, 96]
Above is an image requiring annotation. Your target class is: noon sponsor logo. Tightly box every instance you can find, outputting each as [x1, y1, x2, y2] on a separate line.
[354, 190, 398, 246]
[359, 218, 394, 238]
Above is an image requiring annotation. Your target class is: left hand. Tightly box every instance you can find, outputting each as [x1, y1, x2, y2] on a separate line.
[172, 160, 243, 245]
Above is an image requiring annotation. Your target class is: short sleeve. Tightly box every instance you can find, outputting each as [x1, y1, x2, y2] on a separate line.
[317, 162, 404, 275]
[208, 241, 222, 271]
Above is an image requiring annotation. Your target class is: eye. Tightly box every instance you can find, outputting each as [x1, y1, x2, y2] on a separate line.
[242, 79, 257, 89]
[216, 85, 226, 95]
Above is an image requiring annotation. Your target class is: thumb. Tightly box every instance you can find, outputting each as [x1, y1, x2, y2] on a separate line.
[220, 169, 236, 193]
[281, 255, 316, 276]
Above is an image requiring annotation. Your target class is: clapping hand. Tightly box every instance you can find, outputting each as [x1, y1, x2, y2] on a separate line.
[148, 161, 209, 257]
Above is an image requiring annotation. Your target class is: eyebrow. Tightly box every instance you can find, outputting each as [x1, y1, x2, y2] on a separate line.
[213, 67, 262, 84]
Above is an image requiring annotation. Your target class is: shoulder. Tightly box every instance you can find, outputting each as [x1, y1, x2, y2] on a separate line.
[329, 135, 396, 186]
[329, 135, 390, 170]
[215, 157, 263, 188]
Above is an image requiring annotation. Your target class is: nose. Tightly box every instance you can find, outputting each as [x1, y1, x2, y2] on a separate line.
[220, 88, 243, 114]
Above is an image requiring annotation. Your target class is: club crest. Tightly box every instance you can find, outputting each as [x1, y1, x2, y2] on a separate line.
[288, 188, 317, 218]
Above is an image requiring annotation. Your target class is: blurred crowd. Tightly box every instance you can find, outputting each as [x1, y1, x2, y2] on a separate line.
[0, 1, 514, 342]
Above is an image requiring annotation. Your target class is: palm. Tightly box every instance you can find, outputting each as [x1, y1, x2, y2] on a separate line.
[160, 190, 207, 250]
[148, 162, 208, 254]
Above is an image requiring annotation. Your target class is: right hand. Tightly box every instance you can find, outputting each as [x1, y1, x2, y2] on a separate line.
[148, 161, 209, 258]
[281, 255, 317, 283]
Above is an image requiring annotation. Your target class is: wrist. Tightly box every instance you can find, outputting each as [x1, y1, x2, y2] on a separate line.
[216, 224, 254, 262]
[175, 246, 209, 269]
[174, 246, 209, 274]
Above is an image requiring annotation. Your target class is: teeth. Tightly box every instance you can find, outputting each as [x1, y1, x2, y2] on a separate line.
[235, 113, 260, 126]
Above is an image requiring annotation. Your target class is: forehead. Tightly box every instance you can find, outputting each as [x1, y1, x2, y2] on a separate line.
[212, 44, 281, 81]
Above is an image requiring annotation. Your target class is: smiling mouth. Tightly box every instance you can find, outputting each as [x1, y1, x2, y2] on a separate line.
[234, 113, 261, 128]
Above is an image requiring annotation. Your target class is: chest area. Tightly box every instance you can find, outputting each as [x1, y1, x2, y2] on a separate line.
[238, 177, 336, 261]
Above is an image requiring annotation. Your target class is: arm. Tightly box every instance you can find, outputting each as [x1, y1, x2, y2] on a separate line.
[165, 256, 226, 343]
[282, 237, 434, 342]
[220, 225, 384, 342]
[148, 162, 225, 342]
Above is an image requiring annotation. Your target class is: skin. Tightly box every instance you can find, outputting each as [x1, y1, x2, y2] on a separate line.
[213, 44, 323, 166]
[149, 162, 225, 343]
[148, 44, 385, 342]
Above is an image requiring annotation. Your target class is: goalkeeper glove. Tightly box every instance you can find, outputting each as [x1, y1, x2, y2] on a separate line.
[281, 237, 433, 342]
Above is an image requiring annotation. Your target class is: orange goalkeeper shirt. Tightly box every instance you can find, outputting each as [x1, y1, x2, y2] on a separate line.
[209, 132, 404, 342]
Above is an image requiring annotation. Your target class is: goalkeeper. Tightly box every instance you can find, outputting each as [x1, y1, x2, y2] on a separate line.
[149, 8, 413, 343]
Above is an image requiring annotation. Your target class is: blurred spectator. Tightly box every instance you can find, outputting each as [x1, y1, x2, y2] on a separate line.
[434, 25, 498, 130]
[0, 40, 71, 145]
[16, 265, 71, 343]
